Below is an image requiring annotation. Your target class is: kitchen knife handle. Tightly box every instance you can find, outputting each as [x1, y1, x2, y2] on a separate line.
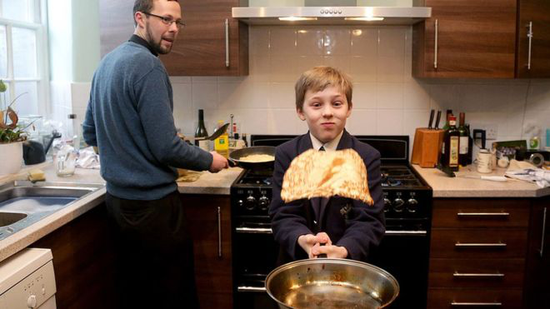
[428, 109, 435, 129]
[434, 110, 442, 129]
[225, 19, 230, 68]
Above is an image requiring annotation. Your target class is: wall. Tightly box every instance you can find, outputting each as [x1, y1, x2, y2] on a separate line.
[168, 26, 550, 149]
[48, 0, 100, 139]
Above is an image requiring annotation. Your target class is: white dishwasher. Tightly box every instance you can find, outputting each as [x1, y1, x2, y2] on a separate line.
[0, 248, 57, 309]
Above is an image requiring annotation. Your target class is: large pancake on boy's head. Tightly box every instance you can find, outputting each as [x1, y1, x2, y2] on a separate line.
[281, 148, 374, 205]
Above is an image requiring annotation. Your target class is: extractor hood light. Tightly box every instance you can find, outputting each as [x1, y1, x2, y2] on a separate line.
[345, 17, 385, 21]
[278, 16, 318, 21]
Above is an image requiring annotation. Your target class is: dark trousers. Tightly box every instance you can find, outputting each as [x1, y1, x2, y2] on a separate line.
[106, 190, 199, 309]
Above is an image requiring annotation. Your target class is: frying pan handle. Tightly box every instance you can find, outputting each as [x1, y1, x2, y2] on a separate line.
[228, 158, 238, 167]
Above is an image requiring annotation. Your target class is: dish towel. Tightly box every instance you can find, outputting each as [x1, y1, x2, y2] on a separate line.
[76, 146, 101, 169]
[505, 160, 550, 188]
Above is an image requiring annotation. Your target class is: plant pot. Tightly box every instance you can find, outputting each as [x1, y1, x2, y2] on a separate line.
[0, 141, 24, 176]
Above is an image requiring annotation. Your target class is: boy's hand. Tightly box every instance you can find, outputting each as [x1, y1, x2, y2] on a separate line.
[298, 232, 331, 258]
[311, 243, 348, 259]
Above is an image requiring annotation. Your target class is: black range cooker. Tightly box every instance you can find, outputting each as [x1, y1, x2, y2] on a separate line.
[231, 135, 433, 309]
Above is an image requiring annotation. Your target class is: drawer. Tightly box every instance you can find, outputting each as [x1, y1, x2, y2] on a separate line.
[430, 229, 528, 258]
[428, 258, 525, 288]
[428, 288, 523, 309]
[432, 199, 530, 228]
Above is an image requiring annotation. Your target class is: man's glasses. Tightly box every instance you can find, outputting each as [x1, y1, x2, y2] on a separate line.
[142, 12, 185, 29]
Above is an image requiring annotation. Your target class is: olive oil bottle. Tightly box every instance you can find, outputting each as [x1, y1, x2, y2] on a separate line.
[441, 115, 460, 171]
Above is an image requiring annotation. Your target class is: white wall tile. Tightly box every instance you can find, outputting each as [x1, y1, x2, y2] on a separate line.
[403, 81, 430, 110]
[376, 56, 404, 83]
[349, 56, 377, 82]
[192, 83, 218, 110]
[172, 83, 193, 134]
[323, 55, 350, 73]
[296, 28, 324, 56]
[269, 28, 296, 56]
[249, 27, 270, 56]
[350, 28, 377, 58]
[269, 82, 295, 109]
[346, 109, 377, 135]
[378, 28, 406, 58]
[377, 83, 403, 109]
[377, 109, 403, 135]
[323, 28, 351, 56]
[353, 83, 377, 109]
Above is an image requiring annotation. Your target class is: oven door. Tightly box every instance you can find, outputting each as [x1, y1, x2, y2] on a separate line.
[233, 219, 279, 309]
[371, 226, 430, 309]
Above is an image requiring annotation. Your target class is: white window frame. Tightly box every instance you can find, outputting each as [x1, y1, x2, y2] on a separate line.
[0, 0, 49, 116]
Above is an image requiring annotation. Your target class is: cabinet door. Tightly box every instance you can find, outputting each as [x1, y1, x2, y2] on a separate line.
[413, 0, 517, 78]
[523, 199, 550, 309]
[99, 0, 249, 76]
[516, 0, 550, 78]
[161, 0, 249, 76]
[98, 0, 134, 57]
[181, 194, 233, 309]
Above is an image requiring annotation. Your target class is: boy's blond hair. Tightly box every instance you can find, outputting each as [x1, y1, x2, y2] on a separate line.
[295, 66, 353, 111]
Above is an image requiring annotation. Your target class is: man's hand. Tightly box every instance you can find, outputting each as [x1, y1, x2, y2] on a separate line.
[209, 151, 228, 173]
[298, 232, 331, 258]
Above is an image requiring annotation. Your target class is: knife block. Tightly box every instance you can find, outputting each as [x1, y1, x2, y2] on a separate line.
[412, 128, 445, 167]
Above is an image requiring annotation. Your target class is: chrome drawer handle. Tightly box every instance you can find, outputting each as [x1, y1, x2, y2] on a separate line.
[225, 19, 230, 67]
[540, 207, 547, 258]
[385, 230, 427, 236]
[527, 21, 533, 70]
[434, 19, 439, 69]
[217, 207, 222, 258]
[451, 302, 502, 307]
[457, 212, 510, 217]
[235, 227, 273, 234]
[453, 272, 504, 278]
[455, 242, 507, 248]
[237, 286, 266, 293]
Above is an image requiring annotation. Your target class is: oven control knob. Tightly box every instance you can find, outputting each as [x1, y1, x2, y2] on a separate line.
[407, 198, 418, 213]
[245, 196, 256, 210]
[393, 198, 405, 212]
[237, 199, 244, 207]
[383, 198, 392, 213]
[258, 196, 270, 210]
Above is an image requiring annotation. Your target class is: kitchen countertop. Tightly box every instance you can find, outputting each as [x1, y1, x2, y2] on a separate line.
[0, 164, 243, 263]
[413, 164, 550, 198]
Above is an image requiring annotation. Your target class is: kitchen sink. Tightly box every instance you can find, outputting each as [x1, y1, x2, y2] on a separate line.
[0, 181, 103, 240]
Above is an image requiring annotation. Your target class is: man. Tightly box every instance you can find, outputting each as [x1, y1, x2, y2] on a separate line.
[83, 0, 227, 307]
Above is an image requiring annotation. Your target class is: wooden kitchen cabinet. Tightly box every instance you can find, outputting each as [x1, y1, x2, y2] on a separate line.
[516, 0, 550, 78]
[413, 0, 550, 78]
[523, 196, 550, 309]
[181, 194, 233, 309]
[427, 198, 530, 309]
[98, 0, 249, 76]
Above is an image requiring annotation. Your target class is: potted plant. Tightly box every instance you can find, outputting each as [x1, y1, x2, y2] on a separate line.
[0, 80, 28, 176]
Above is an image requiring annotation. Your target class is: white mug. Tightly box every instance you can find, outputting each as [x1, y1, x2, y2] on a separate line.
[476, 149, 493, 173]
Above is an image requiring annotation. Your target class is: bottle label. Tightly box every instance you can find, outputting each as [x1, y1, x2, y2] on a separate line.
[450, 136, 459, 166]
[459, 136, 469, 154]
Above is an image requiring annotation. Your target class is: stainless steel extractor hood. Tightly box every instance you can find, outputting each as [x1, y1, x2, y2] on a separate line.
[232, 6, 431, 26]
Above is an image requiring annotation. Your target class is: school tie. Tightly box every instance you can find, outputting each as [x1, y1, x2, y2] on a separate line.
[312, 146, 326, 225]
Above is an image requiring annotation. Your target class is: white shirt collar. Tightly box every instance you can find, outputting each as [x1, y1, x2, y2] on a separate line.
[309, 130, 344, 152]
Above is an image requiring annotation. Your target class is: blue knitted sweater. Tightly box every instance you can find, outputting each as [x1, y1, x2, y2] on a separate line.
[83, 41, 212, 200]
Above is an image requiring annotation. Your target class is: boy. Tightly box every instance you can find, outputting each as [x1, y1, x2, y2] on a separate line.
[269, 66, 385, 263]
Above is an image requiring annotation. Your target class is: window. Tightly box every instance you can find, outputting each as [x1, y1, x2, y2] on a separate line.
[0, 0, 48, 116]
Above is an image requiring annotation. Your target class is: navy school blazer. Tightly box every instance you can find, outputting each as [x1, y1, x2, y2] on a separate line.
[268, 130, 386, 264]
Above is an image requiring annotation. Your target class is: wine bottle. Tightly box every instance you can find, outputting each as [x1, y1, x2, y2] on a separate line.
[442, 109, 453, 131]
[458, 112, 470, 166]
[195, 109, 209, 138]
[441, 115, 460, 171]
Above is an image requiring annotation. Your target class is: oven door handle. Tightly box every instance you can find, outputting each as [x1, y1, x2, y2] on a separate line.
[385, 230, 427, 236]
[235, 227, 273, 234]
[237, 286, 267, 293]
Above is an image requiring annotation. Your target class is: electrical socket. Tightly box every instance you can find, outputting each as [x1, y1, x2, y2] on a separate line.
[485, 124, 498, 140]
